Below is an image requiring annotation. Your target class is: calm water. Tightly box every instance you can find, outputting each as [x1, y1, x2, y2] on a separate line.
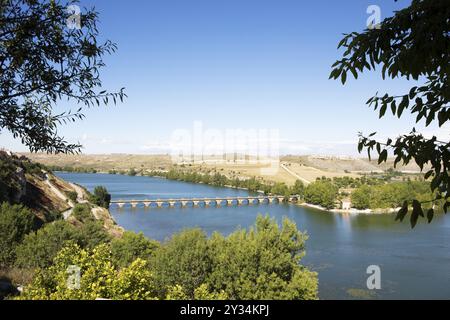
[57, 172, 450, 300]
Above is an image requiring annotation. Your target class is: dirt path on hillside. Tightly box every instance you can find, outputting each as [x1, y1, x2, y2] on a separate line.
[280, 163, 311, 185]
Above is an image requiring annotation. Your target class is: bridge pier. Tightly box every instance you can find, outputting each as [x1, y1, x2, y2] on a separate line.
[111, 195, 292, 210]
[156, 201, 164, 208]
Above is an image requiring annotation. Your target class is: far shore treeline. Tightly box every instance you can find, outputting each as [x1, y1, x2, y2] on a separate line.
[47, 165, 439, 212]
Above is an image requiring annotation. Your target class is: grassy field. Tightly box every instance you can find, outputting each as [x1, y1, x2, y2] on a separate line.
[23, 153, 426, 186]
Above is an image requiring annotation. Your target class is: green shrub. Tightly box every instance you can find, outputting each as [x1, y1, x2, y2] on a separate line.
[149, 229, 211, 299]
[14, 221, 83, 269]
[65, 191, 77, 203]
[351, 185, 372, 209]
[111, 231, 159, 268]
[206, 215, 318, 300]
[127, 169, 137, 176]
[0, 159, 21, 203]
[17, 216, 318, 300]
[0, 203, 37, 267]
[18, 243, 155, 300]
[304, 181, 339, 209]
[72, 204, 93, 222]
[15, 219, 111, 269]
[149, 215, 318, 300]
[78, 220, 111, 249]
[90, 186, 111, 209]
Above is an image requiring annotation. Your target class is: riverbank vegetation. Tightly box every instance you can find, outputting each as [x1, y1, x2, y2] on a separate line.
[350, 181, 436, 211]
[1, 153, 318, 300]
[2, 201, 318, 300]
[47, 165, 439, 213]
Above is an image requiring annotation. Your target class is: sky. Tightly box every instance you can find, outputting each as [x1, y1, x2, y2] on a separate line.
[2, 0, 448, 156]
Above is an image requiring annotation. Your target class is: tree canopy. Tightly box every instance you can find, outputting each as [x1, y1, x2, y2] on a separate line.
[18, 216, 318, 300]
[0, 0, 125, 153]
[330, 0, 450, 227]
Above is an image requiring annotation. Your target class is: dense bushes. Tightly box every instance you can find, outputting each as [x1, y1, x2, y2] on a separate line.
[14, 221, 84, 269]
[89, 186, 111, 209]
[46, 166, 97, 174]
[150, 229, 212, 299]
[304, 181, 339, 209]
[111, 232, 159, 268]
[18, 243, 155, 300]
[351, 181, 435, 210]
[0, 158, 22, 203]
[150, 169, 305, 198]
[0, 153, 48, 203]
[18, 216, 318, 300]
[65, 191, 77, 203]
[15, 219, 111, 269]
[72, 204, 93, 223]
[205, 216, 317, 300]
[351, 185, 372, 209]
[0, 203, 37, 267]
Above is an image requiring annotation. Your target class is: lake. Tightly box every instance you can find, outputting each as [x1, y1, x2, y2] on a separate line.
[57, 172, 450, 300]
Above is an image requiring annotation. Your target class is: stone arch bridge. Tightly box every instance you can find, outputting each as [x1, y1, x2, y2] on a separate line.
[110, 196, 300, 209]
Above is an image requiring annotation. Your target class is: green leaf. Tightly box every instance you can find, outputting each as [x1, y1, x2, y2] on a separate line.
[379, 103, 387, 118]
[390, 100, 397, 115]
[358, 142, 363, 153]
[424, 170, 433, 180]
[411, 200, 423, 229]
[378, 150, 388, 164]
[427, 208, 434, 224]
[398, 96, 408, 118]
[341, 70, 347, 85]
[349, 68, 358, 79]
[395, 201, 408, 222]
[409, 87, 417, 99]
[438, 112, 447, 127]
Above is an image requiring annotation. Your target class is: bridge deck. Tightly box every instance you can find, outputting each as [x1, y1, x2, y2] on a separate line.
[110, 195, 299, 208]
[110, 196, 296, 203]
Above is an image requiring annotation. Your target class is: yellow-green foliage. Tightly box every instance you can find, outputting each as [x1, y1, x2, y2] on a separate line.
[18, 216, 318, 300]
[18, 243, 154, 300]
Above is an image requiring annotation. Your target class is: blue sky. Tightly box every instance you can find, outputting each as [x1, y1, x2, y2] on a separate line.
[2, 0, 448, 155]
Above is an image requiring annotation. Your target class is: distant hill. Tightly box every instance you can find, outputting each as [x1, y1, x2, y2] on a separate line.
[21, 152, 427, 186]
[281, 155, 428, 174]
